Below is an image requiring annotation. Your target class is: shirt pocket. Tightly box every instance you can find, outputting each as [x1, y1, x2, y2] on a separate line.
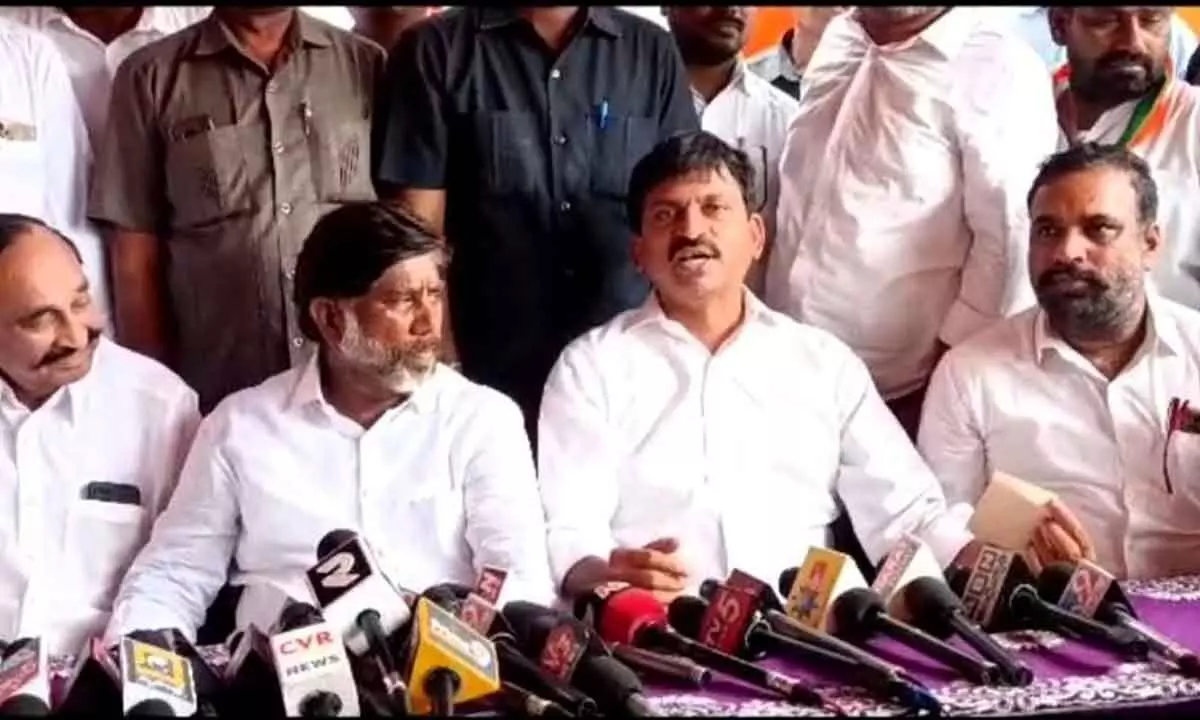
[471, 110, 541, 198]
[1167, 431, 1200, 499]
[589, 113, 658, 198]
[393, 481, 465, 559]
[63, 499, 148, 609]
[309, 113, 375, 203]
[164, 124, 254, 230]
[0, 133, 46, 220]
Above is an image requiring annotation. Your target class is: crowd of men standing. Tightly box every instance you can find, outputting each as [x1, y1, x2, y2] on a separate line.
[4, 5, 1200, 655]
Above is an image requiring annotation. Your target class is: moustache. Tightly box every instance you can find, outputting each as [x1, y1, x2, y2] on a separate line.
[37, 327, 101, 368]
[1036, 267, 1105, 292]
[1094, 51, 1153, 74]
[668, 236, 721, 261]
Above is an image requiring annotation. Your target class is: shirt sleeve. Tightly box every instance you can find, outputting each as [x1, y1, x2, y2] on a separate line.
[832, 345, 975, 569]
[87, 54, 165, 233]
[653, 31, 701, 140]
[917, 350, 991, 507]
[941, 40, 1057, 346]
[106, 413, 240, 642]
[372, 21, 448, 189]
[537, 341, 621, 591]
[29, 31, 90, 234]
[459, 391, 557, 607]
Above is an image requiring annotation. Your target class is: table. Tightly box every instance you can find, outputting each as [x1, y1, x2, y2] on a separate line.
[646, 576, 1200, 717]
[46, 576, 1200, 717]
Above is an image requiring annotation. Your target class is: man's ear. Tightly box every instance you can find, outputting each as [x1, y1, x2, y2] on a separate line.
[1143, 222, 1163, 270]
[632, 233, 648, 274]
[309, 298, 344, 347]
[1047, 7, 1070, 47]
[748, 212, 766, 262]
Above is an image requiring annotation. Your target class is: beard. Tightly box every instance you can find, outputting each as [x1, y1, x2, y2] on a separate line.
[1035, 264, 1142, 343]
[1072, 51, 1167, 106]
[337, 313, 439, 395]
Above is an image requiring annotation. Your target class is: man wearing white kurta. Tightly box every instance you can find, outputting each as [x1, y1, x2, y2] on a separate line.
[0, 214, 197, 654]
[764, 7, 1059, 436]
[108, 203, 555, 640]
[539, 131, 983, 602]
[920, 143, 1200, 579]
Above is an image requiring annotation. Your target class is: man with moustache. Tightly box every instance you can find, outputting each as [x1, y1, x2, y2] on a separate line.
[538, 131, 1011, 601]
[0, 214, 198, 654]
[89, 6, 385, 413]
[765, 6, 1059, 438]
[664, 6, 798, 294]
[348, 6, 432, 52]
[748, 6, 846, 99]
[919, 143, 1200, 579]
[1051, 6, 1200, 310]
[107, 203, 555, 640]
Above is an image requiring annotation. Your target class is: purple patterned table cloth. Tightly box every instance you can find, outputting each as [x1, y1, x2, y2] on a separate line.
[45, 576, 1200, 716]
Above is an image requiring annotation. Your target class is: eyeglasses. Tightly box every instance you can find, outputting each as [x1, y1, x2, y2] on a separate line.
[1163, 397, 1193, 495]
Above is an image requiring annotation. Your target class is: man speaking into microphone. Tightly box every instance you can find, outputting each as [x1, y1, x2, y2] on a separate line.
[538, 131, 999, 604]
[106, 203, 556, 641]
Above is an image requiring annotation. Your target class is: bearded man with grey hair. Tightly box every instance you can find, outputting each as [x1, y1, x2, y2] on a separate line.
[106, 202, 556, 641]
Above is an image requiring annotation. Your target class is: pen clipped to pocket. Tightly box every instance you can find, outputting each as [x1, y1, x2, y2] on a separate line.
[595, 98, 609, 131]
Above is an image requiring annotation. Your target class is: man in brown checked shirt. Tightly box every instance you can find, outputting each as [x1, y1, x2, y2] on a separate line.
[89, 7, 385, 412]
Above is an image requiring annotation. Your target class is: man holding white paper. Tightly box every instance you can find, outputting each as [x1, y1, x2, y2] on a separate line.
[919, 142, 1200, 580]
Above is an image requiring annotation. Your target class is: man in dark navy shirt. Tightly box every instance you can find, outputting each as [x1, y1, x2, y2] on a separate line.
[372, 6, 698, 440]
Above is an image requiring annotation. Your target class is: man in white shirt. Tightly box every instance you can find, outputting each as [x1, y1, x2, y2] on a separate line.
[0, 19, 96, 316]
[0, 213, 198, 654]
[108, 202, 555, 640]
[765, 7, 1059, 437]
[664, 5, 799, 294]
[747, 6, 846, 100]
[539, 131, 984, 602]
[1050, 6, 1200, 310]
[919, 143, 1200, 580]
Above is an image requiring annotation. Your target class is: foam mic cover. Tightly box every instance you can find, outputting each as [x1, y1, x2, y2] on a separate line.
[0, 694, 50, 716]
[127, 698, 176, 716]
[58, 638, 122, 713]
[946, 548, 1037, 633]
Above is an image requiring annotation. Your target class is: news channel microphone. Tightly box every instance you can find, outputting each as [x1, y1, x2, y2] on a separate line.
[58, 638, 123, 713]
[832, 588, 1001, 686]
[223, 623, 285, 715]
[0, 638, 50, 716]
[421, 587, 600, 716]
[870, 534, 946, 622]
[269, 602, 361, 716]
[118, 637, 198, 716]
[903, 577, 1034, 686]
[778, 548, 868, 633]
[307, 529, 413, 656]
[502, 601, 657, 717]
[582, 585, 833, 712]
[1038, 562, 1191, 672]
[403, 597, 501, 714]
[609, 644, 711, 688]
[499, 681, 574, 718]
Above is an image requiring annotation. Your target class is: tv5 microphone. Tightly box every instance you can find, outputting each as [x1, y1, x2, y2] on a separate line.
[307, 529, 413, 657]
[58, 638, 122, 713]
[118, 637, 198, 716]
[1039, 562, 1191, 673]
[0, 638, 50, 716]
[779, 548, 868, 633]
[403, 597, 501, 714]
[903, 577, 1033, 686]
[832, 588, 1001, 686]
[270, 603, 361, 716]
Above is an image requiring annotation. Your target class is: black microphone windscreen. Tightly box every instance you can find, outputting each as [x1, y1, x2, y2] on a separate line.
[278, 601, 325, 632]
[777, 568, 799, 598]
[698, 579, 720, 601]
[1035, 564, 1075, 603]
[128, 699, 176, 717]
[665, 597, 708, 639]
[832, 588, 885, 637]
[502, 601, 556, 644]
[0, 694, 50, 716]
[576, 654, 644, 701]
[316, 529, 358, 559]
[905, 577, 963, 638]
[421, 583, 471, 607]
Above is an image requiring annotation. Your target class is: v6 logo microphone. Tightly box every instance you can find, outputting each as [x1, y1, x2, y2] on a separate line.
[537, 622, 587, 682]
[698, 583, 757, 655]
[1056, 560, 1113, 618]
[473, 566, 508, 606]
[307, 540, 369, 605]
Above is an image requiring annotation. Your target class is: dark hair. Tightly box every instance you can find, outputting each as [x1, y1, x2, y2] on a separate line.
[293, 202, 448, 341]
[1027, 142, 1158, 225]
[625, 130, 757, 234]
[0, 213, 81, 261]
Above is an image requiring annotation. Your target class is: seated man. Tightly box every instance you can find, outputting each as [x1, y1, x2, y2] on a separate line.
[0, 213, 198, 653]
[919, 143, 1198, 580]
[107, 202, 555, 640]
[537, 131, 989, 601]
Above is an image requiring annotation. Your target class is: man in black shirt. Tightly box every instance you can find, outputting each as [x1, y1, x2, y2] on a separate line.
[373, 6, 698, 439]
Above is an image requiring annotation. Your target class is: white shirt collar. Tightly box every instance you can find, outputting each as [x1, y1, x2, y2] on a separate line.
[626, 287, 775, 342]
[692, 57, 752, 113]
[285, 349, 442, 419]
[1033, 292, 1185, 367]
[46, 7, 175, 39]
[0, 339, 108, 427]
[848, 7, 977, 60]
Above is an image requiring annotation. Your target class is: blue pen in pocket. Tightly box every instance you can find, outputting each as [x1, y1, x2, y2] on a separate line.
[597, 99, 609, 130]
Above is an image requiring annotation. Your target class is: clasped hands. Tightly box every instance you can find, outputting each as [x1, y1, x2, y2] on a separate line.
[605, 537, 690, 603]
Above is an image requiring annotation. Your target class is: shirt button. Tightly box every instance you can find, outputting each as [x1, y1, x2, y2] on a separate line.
[550, 68, 562, 80]
[266, 81, 279, 94]
[272, 141, 284, 155]
[559, 200, 572, 212]
[292, 337, 304, 349]
[280, 202, 293, 215]
[284, 267, 295, 280]
[552, 134, 567, 146]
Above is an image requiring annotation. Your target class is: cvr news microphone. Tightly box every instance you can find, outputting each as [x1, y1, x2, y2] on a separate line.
[832, 588, 1001, 686]
[0, 638, 50, 716]
[269, 602, 361, 716]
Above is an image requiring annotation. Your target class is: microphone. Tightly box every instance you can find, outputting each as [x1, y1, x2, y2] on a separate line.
[421, 586, 600, 717]
[583, 586, 834, 711]
[1039, 562, 1190, 672]
[610, 645, 711, 688]
[224, 624, 285, 715]
[117, 636, 198, 716]
[58, 638, 122, 713]
[403, 597, 501, 714]
[870, 534, 947, 623]
[903, 577, 1034, 686]
[499, 681, 574, 718]
[127, 699, 175, 716]
[832, 588, 1001, 686]
[503, 601, 658, 717]
[0, 639, 50, 716]
[269, 602, 361, 716]
[778, 548, 868, 632]
[1007, 583, 1149, 657]
[947, 544, 1027, 632]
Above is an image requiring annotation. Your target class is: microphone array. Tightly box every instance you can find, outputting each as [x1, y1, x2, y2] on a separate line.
[3, 534, 1195, 717]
